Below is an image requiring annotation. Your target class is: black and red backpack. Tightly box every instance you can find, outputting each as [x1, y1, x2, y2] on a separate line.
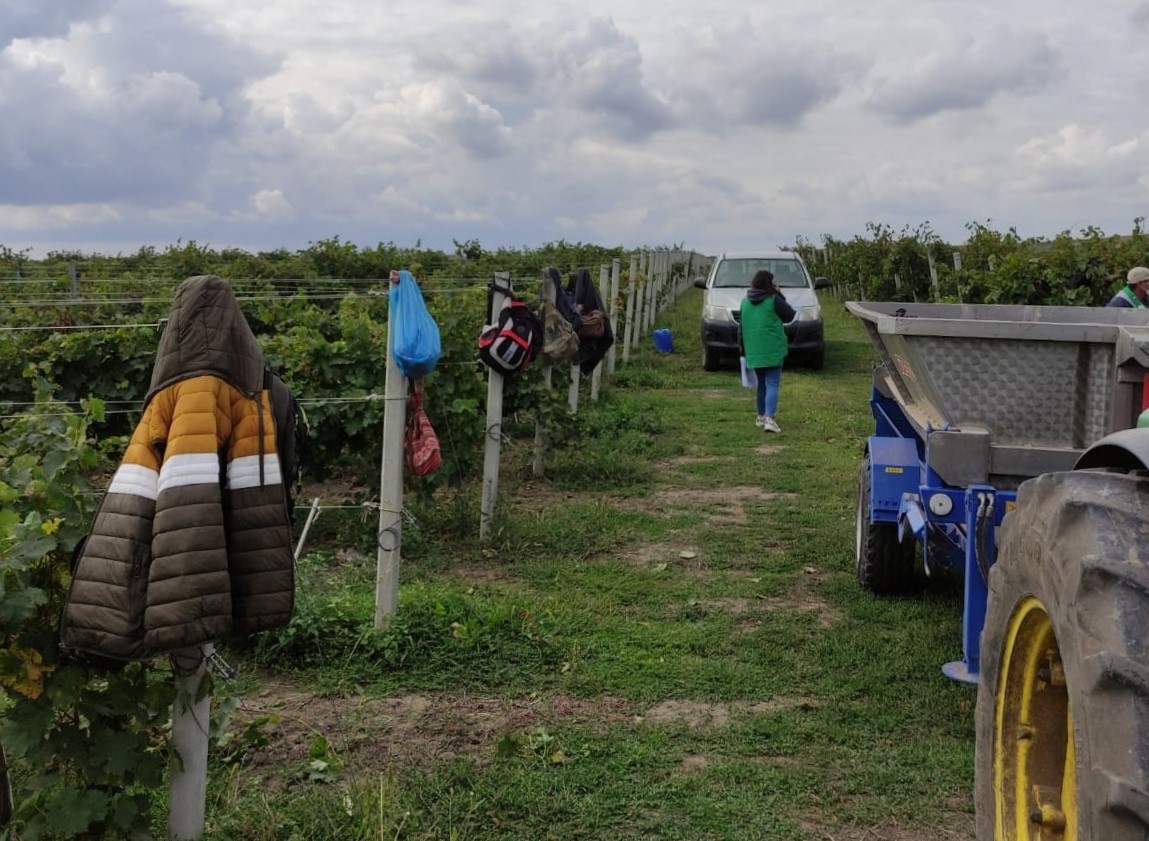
[477, 283, 544, 374]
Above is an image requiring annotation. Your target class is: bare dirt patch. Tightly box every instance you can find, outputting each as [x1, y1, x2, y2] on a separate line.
[758, 590, 843, 629]
[676, 754, 709, 773]
[754, 444, 784, 456]
[655, 455, 734, 475]
[233, 680, 825, 783]
[701, 597, 756, 615]
[621, 540, 707, 569]
[661, 455, 733, 466]
[234, 681, 634, 779]
[694, 578, 841, 629]
[611, 486, 797, 525]
[451, 567, 519, 585]
[641, 696, 818, 729]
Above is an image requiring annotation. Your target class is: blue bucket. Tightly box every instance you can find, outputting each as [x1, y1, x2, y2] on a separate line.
[653, 328, 674, 353]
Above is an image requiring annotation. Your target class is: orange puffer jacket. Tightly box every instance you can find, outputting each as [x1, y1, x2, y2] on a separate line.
[60, 276, 295, 661]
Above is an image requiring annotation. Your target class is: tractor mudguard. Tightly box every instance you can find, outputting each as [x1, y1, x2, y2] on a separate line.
[1075, 427, 1149, 472]
[865, 436, 919, 524]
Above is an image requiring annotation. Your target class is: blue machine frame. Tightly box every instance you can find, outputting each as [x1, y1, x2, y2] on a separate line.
[864, 387, 1015, 685]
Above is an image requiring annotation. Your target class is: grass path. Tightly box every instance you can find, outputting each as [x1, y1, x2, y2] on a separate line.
[213, 289, 978, 841]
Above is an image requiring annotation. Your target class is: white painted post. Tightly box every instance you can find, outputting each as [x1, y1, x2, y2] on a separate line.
[657, 250, 666, 320]
[375, 271, 407, 625]
[649, 251, 659, 326]
[168, 646, 210, 841]
[293, 497, 322, 560]
[642, 253, 653, 334]
[638, 252, 651, 344]
[623, 254, 637, 364]
[591, 265, 609, 401]
[533, 273, 555, 478]
[633, 252, 648, 350]
[927, 252, 941, 303]
[629, 252, 638, 353]
[568, 365, 580, 413]
[480, 274, 510, 540]
[645, 252, 657, 333]
[606, 258, 621, 374]
[952, 251, 965, 302]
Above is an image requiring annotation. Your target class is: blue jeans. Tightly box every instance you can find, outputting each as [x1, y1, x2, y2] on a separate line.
[755, 365, 782, 417]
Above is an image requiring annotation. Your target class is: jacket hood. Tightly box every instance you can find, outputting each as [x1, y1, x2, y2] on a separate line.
[147, 275, 266, 400]
[747, 289, 772, 305]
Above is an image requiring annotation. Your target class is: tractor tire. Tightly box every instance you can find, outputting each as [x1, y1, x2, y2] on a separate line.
[975, 469, 1149, 840]
[855, 454, 917, 594]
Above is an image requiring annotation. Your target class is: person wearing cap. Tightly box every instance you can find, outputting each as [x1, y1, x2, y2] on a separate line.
[1107, 267, 1149, 307]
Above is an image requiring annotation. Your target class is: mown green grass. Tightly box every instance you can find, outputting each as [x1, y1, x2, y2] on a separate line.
[209, 289, 976, 840]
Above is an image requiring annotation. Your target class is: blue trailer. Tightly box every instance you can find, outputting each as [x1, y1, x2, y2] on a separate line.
[848, 301, 1149, 685]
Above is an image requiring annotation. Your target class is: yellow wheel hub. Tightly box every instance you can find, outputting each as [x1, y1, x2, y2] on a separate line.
[993, 596, 1077, 839]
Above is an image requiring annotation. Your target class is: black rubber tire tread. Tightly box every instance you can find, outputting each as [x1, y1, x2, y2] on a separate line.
[855, 454, 916, 595]
[805, 348, 825, 371]
[702, 346, 719, 372]
[975, 469, 1149, 840]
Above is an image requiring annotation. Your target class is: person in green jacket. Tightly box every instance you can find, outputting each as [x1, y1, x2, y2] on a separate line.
[740, 270, 796, 433]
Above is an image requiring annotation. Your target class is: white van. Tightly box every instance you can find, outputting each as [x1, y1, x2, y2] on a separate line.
[694, 250, 829, 370]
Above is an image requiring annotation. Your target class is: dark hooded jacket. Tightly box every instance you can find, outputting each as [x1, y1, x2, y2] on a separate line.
[60, 275, 295, 661]
[568, 267, 614, 375]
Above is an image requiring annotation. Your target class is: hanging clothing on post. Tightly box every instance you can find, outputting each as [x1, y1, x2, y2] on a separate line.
[567, 267, 614, 375]
[60, 275, 296, 662]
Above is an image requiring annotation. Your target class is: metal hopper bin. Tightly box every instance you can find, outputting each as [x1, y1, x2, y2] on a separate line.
[848, 300, 1149, 682]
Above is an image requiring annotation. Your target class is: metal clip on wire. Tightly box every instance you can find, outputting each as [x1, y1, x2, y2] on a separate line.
[205, 648, 237, 680]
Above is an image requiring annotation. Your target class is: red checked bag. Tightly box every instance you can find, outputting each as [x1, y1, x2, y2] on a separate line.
[404, 379, 441, 476]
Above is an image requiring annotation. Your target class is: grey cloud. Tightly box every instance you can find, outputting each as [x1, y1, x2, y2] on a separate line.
[75, 0, 278, 104]
[438, 87, 515, 159]
[556, 17, 674, 140]
[417, 16, 673, 141]
[867, 29, 1060, 123]
[0, 0, 279, 206]
[733, 62, 845, 128]
[1134, 3, 1149, 29]
[665, 27, 858, 129]
[0, 0, 115, 45]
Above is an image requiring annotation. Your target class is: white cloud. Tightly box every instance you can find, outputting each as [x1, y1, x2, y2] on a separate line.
[0, 202, 121, 230]
[251, 189, 292, 217]
[1012, 125, 1145, 192]
[867, 27, 1060, 123]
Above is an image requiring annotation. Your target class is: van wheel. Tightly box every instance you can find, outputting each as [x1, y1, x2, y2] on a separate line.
[806, 348, 825, 371]
[703, 346, 719, 371]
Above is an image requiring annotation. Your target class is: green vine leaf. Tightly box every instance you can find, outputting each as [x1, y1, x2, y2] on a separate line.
[42, 787, 109, 835]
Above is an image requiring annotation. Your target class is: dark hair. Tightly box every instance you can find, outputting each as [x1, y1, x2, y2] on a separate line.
[750, 270, 777, 294]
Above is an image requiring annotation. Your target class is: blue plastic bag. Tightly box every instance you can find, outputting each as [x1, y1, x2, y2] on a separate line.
[389, 270, 441, 378]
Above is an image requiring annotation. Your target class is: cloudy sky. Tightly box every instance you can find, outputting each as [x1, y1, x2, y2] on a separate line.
[2, 0, 1148, 257]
